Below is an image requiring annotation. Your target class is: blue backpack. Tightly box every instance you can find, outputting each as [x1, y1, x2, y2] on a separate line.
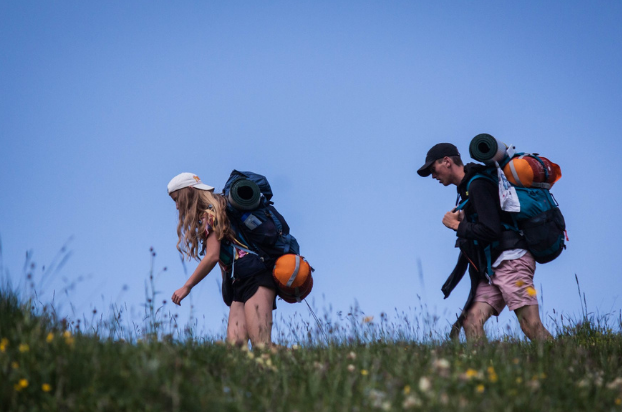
[456, 165, 566, 266]
[222, 170, 300, 266]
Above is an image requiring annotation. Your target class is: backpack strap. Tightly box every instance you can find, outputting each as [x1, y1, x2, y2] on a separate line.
[455, 172, 497, 211]
[455, 171, 498, 281]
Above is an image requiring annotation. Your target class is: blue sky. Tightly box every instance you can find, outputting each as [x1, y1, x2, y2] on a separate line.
[1, 1, 621, 339]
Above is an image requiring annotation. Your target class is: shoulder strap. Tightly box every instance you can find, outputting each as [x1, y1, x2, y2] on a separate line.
[455, 172, 497, 211]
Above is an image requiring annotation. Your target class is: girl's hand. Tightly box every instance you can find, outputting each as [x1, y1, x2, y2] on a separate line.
[172, 285, 191, 306]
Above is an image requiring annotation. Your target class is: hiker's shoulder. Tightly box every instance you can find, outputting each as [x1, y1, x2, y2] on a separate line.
[462, 164, 496, 188]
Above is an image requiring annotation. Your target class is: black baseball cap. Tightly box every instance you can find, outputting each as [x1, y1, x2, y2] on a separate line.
[417, 143, 460, 177]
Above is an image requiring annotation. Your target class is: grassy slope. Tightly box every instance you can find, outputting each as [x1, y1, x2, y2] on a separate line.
[1, 288, 621, 412]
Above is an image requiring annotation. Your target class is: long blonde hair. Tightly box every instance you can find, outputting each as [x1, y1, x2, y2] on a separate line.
[173, 187, 235, 260]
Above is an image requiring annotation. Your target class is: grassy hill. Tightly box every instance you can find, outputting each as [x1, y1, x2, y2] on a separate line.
[1, 285, 621, 412]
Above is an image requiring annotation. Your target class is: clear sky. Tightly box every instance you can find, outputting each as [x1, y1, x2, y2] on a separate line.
[1, 1, 621, 339]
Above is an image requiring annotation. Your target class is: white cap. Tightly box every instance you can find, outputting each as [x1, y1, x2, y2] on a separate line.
[167, 173, 214, 194]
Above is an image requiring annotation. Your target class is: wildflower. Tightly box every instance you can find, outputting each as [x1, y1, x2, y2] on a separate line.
[11, 362, 19, 369]
[526, 287, 537, 297]
[0, 338, 8, 352]
[363, 316, 374, 324]
[516, 377, 523, 384]
[18, 343, 29, 353]
[361, 369, 369, 376]
[433, 358, 450, 371]
[513, 358, 519, 364]
[247, 351, 255, 360]
[403, 385, 411, 395]
[14, 379, 28, 391]
[42, 383, 51, 392]
[347, 351, 357, 360]
[487, 366, 498, 383]
[419, 376, 432, 393]
[402, 394, 422, 409]
[607, 377, 622, 390]
[291, 344, 300, 350]
[313, 361, 327, 373]
[368, 389, 387, 408]
[616, 398, 621, 406]
[46, 333, 54, 343]
[432, 358, 451, 377]
[254, 342, 266, 351]
[347, 364, 356, 373]
[255, 357, 265, 365]
[476, 384, 485, 394]
[527, 380, 541, 391]
[63, 330, 74, 346]
[515, 280, 525, 287]
[462, 368, 479, 380]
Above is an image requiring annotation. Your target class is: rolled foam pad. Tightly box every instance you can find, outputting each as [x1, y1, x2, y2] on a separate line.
[228, 179, 261, 211]
[469, 133, 506, 163]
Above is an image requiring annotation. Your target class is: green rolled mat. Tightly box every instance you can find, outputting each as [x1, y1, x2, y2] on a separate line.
[228, 178, 261, 211]
[469, 133, 507, 163]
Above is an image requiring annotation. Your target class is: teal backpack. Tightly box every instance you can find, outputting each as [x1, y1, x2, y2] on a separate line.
[456, 164, 566, 268]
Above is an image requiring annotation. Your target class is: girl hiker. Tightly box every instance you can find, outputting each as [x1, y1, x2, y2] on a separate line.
[167, 172, 278, 346]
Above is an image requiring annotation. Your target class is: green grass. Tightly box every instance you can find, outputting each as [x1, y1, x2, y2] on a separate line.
[1, 281, 622, 412]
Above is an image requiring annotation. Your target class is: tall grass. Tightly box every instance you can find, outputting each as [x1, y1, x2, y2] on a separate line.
[1, 245, 621, 411]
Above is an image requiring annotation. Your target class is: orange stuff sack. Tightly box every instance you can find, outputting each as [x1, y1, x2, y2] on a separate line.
[272, 254, 313, 303]
[502, 154, 561, 189]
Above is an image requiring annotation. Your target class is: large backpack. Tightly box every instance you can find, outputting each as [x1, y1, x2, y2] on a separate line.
[222, 170, 300, 265]
[456, 155, 567, 266]
[222, 170, 313, 303]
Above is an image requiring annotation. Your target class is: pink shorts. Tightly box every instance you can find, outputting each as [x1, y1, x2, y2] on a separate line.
[473, 252, 538, 314]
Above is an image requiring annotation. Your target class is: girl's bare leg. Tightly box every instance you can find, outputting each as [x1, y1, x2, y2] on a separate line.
[244, 286, 276, 346]
[227, 301, 249, 345]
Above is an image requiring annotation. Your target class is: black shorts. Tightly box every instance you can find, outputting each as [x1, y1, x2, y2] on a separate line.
[232, 269, 278, 310]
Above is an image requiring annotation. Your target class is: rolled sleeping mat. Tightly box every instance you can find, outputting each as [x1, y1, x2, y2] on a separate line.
[469, 133, 508, 164]
[228, 178, 262, 211]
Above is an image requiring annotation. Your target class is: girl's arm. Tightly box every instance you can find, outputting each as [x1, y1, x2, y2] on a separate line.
[171, 233, 221, 306]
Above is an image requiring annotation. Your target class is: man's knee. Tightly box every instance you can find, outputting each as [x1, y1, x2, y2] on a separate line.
[463, 313, 485, 331]
[515, 305, 551, 340]
[464, 304, 493, 327]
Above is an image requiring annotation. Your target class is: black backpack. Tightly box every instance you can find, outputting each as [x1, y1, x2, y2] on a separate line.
[222, 170, 300, 266]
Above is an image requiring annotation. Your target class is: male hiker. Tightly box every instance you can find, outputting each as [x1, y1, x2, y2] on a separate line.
[418, 143, 552, 341]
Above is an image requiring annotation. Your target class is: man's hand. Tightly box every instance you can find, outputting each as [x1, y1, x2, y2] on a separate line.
[442, 210, 462, 231]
